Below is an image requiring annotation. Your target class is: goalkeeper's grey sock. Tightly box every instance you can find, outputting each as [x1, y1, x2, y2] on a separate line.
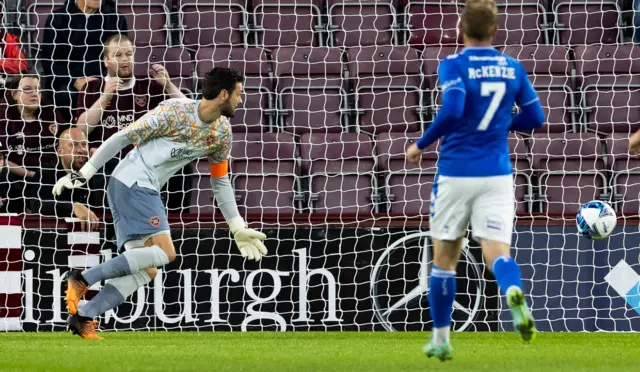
[82, 245, 169, 286]
[78, 270, 151, 319]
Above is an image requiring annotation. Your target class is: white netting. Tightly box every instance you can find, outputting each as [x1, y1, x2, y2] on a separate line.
[0, 0, 639, 333]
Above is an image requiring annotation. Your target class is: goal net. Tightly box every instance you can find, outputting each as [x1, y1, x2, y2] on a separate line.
[1, 0, 640, 333]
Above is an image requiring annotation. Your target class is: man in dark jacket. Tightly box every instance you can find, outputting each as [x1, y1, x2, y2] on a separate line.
[39, 0, 128, 123]
[29, 127, 109, 231]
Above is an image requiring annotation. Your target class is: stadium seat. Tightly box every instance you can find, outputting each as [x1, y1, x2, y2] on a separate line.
[300, 132, 379, 215]
[195, 47, 275, 132]
[531, 133, 607, 215]
[347, 46, 425, 135]
[377, 132, 438, 216]
[502, 45, 577, 133]
[493, 0, 550, 46]
[116, 0, 172, 46]
[231, 132, 302, 215]
[422, 46, 462, 88]
[252, 0, 325, 48]
[574, 44, 640, 135]
[509, 133, 534, 214]
[553, 0, 622, 44]
[273, 47, 347, 134]
[605, 134, 640, 215]
[177, 0, 247, 49]
[133, 46, 194, 98]
[190, 132, 301, 215]
[327, 0, 397, 46]
[404, 0, 462, 48]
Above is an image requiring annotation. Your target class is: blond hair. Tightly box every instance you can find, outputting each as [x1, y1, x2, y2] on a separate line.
[461, 0, 498, 41]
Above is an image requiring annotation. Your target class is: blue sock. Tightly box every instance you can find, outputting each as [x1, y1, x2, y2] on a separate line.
[429, 266, 456, 331]
[492, 255, 523, 295]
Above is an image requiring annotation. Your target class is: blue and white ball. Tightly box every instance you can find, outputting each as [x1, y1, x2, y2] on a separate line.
[576, 201, 617, 240]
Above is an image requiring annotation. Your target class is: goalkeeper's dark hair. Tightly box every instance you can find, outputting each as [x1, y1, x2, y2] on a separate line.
[202, 67, 244, 100]
[461, 0, 498, 41]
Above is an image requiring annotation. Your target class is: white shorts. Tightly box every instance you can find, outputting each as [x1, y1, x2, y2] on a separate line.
[429, 174, 514, 245]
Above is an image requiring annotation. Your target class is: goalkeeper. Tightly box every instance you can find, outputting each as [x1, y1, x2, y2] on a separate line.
[52, 67, 267, 340]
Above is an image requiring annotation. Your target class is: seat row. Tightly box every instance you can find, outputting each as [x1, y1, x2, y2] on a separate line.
[14, 0, 629, 52]
[63, 44, 636, 135]
[185, 132, 640, 217]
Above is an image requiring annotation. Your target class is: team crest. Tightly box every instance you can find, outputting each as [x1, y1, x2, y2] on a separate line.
[48, 124, 57, 135]
[136, 95, 148, 107]
[204, 134, 218, 148]
[149, 216, 161, 227]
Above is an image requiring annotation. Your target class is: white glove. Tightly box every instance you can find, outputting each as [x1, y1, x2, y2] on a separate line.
[52, 163, 97, 196]
[228, 216, 267, 261]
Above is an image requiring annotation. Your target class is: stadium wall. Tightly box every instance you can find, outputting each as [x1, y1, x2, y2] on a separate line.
[1, 215, 639, 332]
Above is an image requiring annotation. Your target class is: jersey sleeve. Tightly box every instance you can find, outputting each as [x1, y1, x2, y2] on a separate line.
[515, 62, 539, 107]
[121, 101, 178, 145]
[437, 58, 466, 96]
[207, 120, 233, 177]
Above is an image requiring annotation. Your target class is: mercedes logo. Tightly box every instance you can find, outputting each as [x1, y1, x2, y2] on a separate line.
[370, 231, 485, 332]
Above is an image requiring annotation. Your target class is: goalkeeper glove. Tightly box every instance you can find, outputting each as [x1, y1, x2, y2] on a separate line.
[52, 163, 97, 196]
[228, 216, 267, 261]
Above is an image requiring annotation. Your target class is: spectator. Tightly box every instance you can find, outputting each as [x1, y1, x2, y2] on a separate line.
[75, 34, 186, 152]
[0, 28, 28, 83]
[29, 127, 102, 230]
[1, 74, 66, 169]
[39, 0, 128, 123]
[75, 34, 192, 214]
[0, 74, 68, 213]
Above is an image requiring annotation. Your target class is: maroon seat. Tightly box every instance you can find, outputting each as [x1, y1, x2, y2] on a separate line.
[509, 133, 534, 214]
[273, 47, 347, 134]
[404, 0, 462, 48]
[605, 134, 640, 215]
[574, 44, 640, 135]
[252, 0, 324, 48]
[195, 47, 274, 132]
[493, 0, 549, 46]
[347, 46, 425, 135]
[503, 45, 576, 133]
[178, 0, 247, 48]
[327, 0, 397, 46]
[300, 133, 378, 215]
[232, 132, 301, 215]
[377, 132, 438, 216]
[422, 46, 463, 89]
[117, 1, 171, 46]
[531, 133, 606, 215]
[134, 46, 194, 97]
[553, 1, 621, 44]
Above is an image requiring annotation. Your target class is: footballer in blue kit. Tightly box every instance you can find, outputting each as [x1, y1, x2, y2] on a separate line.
[405, 0, 545, 361]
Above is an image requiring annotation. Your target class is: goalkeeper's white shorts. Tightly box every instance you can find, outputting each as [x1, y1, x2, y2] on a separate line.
[429, 174, 514, 245]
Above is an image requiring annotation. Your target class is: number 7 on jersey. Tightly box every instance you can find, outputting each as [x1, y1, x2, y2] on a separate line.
[477, 82, 506, 131]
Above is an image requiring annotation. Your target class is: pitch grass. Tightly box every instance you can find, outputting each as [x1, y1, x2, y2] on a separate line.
[0, 332, 638, 372]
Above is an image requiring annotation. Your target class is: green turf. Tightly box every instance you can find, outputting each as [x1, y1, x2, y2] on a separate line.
[0, 332, 637, 372]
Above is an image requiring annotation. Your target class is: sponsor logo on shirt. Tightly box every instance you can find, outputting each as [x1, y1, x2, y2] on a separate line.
[170, 147, 193, 160]
[103, 114, 135, 129]
[147, 114, 160, 129]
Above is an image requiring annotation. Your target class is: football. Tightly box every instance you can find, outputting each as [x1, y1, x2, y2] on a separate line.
[576, 201, 617, 240]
